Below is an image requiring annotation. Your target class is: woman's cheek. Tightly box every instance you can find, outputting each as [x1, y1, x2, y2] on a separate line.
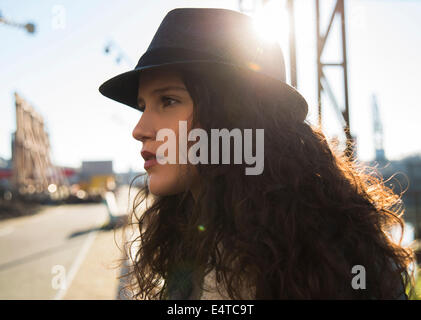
[147, 164, 181, 196]
[148, 114, 193, 196]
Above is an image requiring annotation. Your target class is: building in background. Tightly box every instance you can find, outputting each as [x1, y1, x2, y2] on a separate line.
[76, 160, 115, 201]
[0, 157, 12, 197]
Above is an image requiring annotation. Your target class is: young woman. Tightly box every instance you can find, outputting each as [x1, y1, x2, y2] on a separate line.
[99, 8, 415, 299]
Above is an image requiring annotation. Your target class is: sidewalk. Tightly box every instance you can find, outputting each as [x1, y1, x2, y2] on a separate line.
[62, 186, 140, 300]
[62, 225, 125, 300]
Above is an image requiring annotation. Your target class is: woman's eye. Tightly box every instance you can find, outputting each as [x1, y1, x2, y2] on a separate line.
[161, 96, 178, 107]
[137, 97, 177, 112]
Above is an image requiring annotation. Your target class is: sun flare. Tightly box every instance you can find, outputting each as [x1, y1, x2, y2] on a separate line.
[252, 0, 290, 45]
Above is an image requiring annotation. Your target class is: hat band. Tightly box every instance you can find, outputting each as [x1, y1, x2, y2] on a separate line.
[135, 47, 233, 70]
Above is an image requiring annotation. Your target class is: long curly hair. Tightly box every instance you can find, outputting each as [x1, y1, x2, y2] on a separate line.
[120, 63, 415, 300]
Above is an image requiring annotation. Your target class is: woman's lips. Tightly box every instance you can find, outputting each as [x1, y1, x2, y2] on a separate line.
[141, 150, 158, 170]
[144, 157, 158, 170]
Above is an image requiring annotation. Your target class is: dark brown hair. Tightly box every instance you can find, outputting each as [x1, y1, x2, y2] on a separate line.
[120, 63, 415, 299]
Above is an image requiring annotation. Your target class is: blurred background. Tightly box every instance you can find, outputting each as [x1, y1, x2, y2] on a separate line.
[0, 0, 420, 299]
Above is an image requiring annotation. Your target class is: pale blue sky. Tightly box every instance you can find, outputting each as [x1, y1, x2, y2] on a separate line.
[0, 0, 420, 173]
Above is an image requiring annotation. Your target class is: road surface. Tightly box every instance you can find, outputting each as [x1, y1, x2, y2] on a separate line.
[0, 188, 133, 299]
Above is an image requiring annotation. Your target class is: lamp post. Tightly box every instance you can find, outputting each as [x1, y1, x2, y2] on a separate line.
[0, 11, 36, 34]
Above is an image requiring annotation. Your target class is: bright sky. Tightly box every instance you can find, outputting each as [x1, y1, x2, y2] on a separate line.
[0, 0, 420, 173]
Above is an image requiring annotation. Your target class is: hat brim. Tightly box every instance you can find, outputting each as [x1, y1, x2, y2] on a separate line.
[98, 60, 308, 121]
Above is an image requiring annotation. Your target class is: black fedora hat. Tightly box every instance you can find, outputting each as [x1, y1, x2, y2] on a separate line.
[99, 7, 308, 121]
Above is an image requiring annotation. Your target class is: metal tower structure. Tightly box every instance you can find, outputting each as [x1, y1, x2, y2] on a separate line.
[239, 1, 354, 159]
[287, 0, 297, 88]
[371, 94, 386, 162]
[316, 0, 354, 159]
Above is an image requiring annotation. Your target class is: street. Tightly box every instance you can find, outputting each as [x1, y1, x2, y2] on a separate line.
[0, 188, 133, 299]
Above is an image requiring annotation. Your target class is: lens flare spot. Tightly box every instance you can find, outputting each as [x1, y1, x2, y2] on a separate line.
[198, 225, 205, 232]
[247, 62, 261, 71]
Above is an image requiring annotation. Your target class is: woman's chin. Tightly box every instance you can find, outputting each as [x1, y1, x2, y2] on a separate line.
[146, 164, 198, 197]
[147, 174, 174, 196]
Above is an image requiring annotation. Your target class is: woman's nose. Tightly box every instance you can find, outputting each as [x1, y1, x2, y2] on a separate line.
[132, 115, 155, 143]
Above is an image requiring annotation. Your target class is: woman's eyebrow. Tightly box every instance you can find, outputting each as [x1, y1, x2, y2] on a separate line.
[137, 86, 187, 104]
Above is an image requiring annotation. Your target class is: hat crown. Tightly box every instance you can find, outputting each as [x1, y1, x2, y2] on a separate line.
[99, 7, 308, 122]
[137, 8, 286, 83]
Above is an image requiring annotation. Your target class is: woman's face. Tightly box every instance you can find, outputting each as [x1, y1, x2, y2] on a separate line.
[132, 67, 199, 196]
